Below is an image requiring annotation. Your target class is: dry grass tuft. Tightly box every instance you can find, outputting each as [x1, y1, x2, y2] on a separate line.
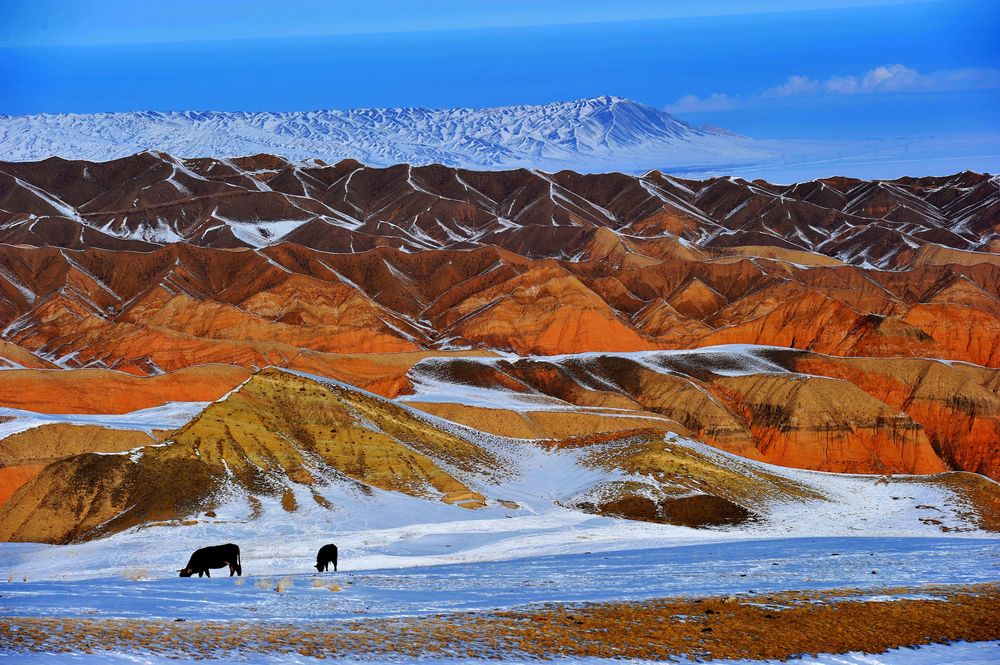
[254, 577, 272, 590]
[312, 578, 341, 592]
[234, 576, 246, 586]
[121, 568, 151, 581]
[275, 576, 293, 593]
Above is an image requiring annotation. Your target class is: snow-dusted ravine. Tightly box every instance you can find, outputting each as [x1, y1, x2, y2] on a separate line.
[0, 401, 209, 440]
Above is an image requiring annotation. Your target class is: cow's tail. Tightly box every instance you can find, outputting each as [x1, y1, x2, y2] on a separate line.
[236, 547, 243, 576]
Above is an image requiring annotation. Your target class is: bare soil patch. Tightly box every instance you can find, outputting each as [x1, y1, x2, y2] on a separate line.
[1, 583, 996, 660]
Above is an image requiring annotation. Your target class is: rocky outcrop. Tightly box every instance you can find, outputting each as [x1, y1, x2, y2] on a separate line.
[791, 355, 1000, 479]
[709, 374, 946, 474]
[0, 425, 160, 506]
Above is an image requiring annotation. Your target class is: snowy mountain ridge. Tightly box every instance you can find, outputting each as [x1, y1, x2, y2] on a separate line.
[0, 96, 774, 172]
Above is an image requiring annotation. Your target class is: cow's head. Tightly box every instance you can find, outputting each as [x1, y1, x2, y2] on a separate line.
[314, 563, 323, 572]
[178, 568, 194, 577]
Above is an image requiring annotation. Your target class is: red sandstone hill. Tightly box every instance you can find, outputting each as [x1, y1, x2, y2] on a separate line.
[402, 348, 1000, 479]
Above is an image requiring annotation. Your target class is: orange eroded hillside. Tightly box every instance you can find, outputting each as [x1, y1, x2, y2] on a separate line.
[0, 365, 250, 414]
[0, 158, 997, 491]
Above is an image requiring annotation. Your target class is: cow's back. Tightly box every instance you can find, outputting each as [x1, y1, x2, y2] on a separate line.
[189, 543, 239, 565]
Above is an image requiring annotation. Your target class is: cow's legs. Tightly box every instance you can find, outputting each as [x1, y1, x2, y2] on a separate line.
[198, 571, 204, 578]
[205, 569, 210, 578]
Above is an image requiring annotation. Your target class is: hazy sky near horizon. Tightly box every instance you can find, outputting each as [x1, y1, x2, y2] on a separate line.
[2, 0, 998, 140]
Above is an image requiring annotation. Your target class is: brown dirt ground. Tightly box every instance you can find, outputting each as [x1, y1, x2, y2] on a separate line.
[0, 583, 997, 660]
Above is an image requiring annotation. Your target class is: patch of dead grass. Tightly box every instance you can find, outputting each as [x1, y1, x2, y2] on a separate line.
[121, 568, 151, 581]
[0, 583, 997, 661]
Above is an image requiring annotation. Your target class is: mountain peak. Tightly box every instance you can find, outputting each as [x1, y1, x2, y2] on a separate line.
[0, 97, 764, 173]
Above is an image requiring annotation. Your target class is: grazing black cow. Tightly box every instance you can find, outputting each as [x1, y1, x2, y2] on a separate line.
[178, 543, 242, 578]
[315, 544, 338, 572]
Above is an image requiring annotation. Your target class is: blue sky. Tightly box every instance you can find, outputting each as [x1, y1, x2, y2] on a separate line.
[1, 0, 998, 140]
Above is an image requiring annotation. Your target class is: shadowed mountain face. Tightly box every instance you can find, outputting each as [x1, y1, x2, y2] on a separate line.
[0, 153, 997, 268]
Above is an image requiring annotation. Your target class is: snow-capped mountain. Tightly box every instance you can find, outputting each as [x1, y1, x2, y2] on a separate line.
[0, 96, 774, 172]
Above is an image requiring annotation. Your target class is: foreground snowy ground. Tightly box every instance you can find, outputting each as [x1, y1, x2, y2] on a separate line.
[2, 536, 997, 621]
[6, 642, 1000, 664]
[2, 416, 997, 615]
[1, 390, 997, 662]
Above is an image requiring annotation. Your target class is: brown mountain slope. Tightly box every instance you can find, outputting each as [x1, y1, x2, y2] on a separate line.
[0, 425, 161, 506]
[2, 156, 997, 270]
[0, 369, 502, 543]
[0, 157, 997, 496]
[787, 353, 1000, 479]
[709, 374, 945, 474]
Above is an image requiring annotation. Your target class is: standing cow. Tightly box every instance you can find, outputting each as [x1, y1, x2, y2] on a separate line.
[178, 543, 242, 578]
[315, 544, 338, 572]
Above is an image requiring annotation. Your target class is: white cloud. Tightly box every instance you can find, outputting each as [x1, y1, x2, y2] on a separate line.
[667, 64, 1000, 114]
[762, 75, 822, 98]
[823, 75, 859, 95]
[664, 93, 742, 114]
[765, 64, 1000, 98]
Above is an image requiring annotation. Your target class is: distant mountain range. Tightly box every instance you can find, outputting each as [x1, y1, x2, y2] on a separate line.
[0, 96, 773, 173]
[1, 151, 997, 268]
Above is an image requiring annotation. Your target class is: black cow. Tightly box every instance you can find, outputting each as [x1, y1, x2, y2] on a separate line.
[315, 544, 338, 572]
[178, 543, 242, 578]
